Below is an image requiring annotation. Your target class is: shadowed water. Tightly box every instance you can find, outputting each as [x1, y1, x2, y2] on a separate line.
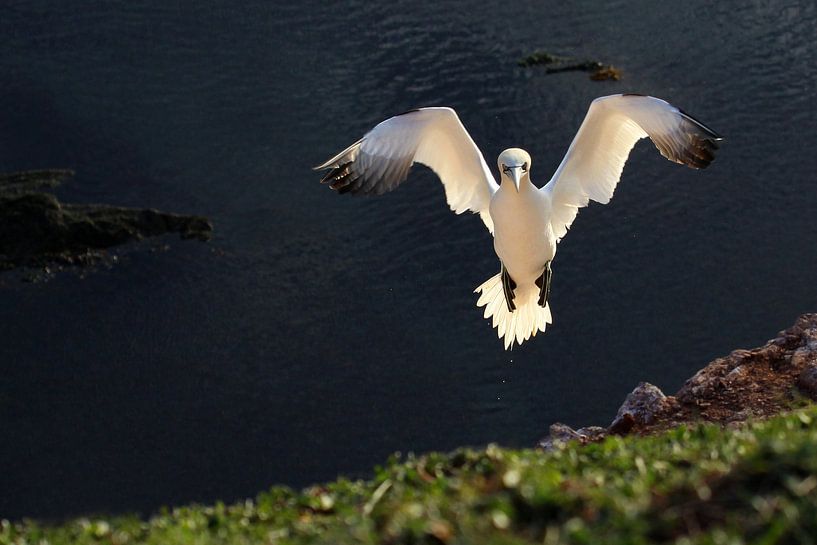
[1, 0, 816, 520]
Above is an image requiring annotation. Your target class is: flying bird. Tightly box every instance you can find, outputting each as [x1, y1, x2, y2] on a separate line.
[315, 94, 722, 349]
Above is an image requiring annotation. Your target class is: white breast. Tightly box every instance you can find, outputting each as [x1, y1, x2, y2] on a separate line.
[489, 181, 555, 284]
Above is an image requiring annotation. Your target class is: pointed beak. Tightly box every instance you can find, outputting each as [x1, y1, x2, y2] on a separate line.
[509, 167, 522, 192]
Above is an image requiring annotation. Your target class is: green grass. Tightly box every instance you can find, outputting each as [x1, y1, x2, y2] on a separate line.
[4, 408, 817, 545]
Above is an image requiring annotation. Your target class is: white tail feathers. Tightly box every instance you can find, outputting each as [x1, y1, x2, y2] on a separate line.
[474, 273, 552, 350]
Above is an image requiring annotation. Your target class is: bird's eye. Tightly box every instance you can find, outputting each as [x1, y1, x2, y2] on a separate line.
[522, 162, 528, 172]
[501, 164, 510, 174]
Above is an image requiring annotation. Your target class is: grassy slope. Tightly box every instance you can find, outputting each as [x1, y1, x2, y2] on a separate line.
[3, 407, 817, 545]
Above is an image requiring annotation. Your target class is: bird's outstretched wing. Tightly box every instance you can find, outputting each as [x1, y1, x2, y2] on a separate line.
[315, 107, 499, 232]
[541, 94, 722, 241]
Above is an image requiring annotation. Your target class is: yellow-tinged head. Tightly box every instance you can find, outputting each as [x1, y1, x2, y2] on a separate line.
[497, 148, 531, 192]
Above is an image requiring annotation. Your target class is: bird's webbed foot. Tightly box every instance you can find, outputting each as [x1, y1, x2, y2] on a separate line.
[535, 261, 552, 308]
[501, 263, 517, 313]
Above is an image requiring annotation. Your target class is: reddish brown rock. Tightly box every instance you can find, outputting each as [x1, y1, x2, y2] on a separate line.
[537, 423, 607, 451]
[537, 314, 817, 448]
[609, 382, 675, 435]
[671, 314, 817, 425]
[798, 364, 817, 400]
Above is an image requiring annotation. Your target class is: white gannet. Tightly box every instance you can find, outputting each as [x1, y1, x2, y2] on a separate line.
[315, 94, 722, 349]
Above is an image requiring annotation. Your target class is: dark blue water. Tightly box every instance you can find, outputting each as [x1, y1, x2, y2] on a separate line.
[1, 0, 816, 520]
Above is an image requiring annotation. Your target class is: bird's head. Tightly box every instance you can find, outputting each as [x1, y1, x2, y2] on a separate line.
[497, 148, 531, 192]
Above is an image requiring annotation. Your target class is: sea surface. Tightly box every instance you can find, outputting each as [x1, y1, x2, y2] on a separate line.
[1, 0, 816, 520]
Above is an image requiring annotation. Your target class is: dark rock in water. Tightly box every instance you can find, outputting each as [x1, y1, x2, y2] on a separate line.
[589, 66, 622, 81]
[536, 314, 817, 449]
[0, 169, 212, 271]
[0, 168, 73, 193]
[517, 51, 561, 67]
[517, 50, 621, 80]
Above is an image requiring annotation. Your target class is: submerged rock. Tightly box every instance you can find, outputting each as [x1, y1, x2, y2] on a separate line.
[0, 169, 212, 271]
[0, 168, 72, 193]
[517, 51, 621, 80]
[537, 314, 817, 448]
[589, 66, 622, 81]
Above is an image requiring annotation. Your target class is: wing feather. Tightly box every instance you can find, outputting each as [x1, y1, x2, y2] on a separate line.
[315, 108, 499, 232]
[542, 94, 722, 241]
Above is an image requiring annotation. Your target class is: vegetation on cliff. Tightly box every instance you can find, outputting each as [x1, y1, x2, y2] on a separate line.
[3, 405, 816, 545]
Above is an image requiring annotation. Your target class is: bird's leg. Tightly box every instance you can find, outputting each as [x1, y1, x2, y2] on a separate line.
[501, 263, 517, 313]
[535, 261, 552, 308]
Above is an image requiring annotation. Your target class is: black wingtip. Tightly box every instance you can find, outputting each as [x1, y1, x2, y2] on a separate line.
[679, 108, 724, 140]
[319, 168, 336, 184]
[684, 136, 721, 170]
[319, 161, 353, 184]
